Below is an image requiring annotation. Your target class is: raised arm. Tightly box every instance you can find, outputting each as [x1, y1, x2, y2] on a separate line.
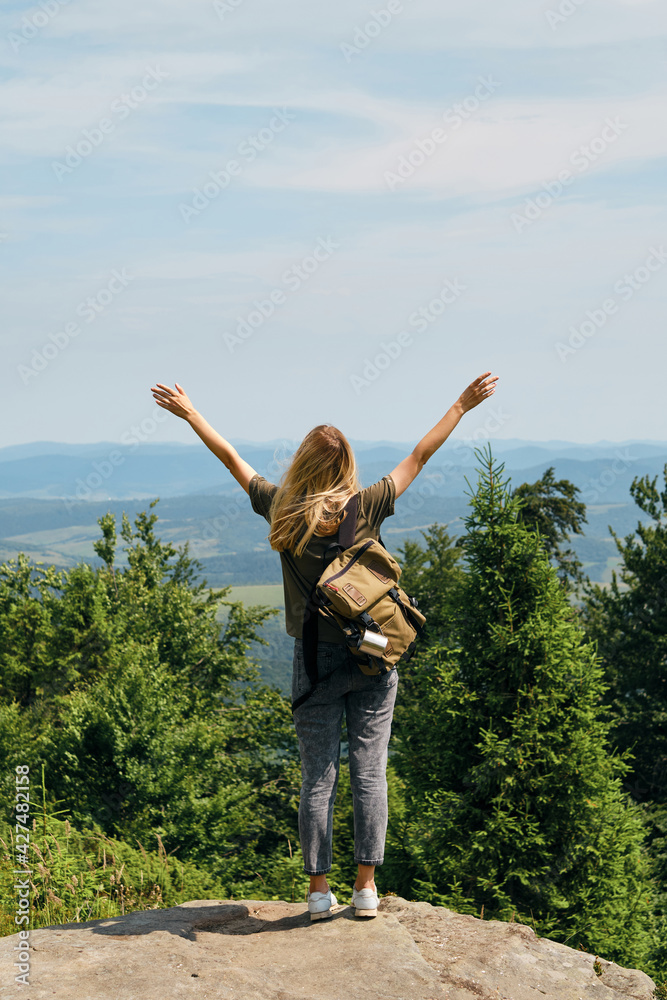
[389, 371, 498, 499]
[150, 382, 258, 494]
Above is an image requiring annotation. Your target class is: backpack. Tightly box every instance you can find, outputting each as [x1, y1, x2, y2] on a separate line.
[283, 492, 426, 711]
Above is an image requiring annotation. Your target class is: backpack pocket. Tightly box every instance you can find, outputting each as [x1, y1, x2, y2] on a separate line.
[314, 538, 426, 678]
[318, 540, 399, 617]
[346, 597, 423, 676]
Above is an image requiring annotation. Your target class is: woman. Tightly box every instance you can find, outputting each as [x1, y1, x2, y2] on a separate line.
[150, 371, 498, 920]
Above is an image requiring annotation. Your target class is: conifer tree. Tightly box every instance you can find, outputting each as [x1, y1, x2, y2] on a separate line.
[394, 447, 656, 966]
[583, 464, 667, 974]
[396, 524, 464, 642]
[583, 464, 667, 804]
[512, 466, 587, 591]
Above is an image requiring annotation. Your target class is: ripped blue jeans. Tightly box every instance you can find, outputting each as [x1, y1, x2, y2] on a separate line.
[291, 638, 399, 876]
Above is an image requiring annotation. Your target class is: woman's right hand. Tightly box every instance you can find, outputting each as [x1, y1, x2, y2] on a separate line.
[458, 372, 498, 413]
[150, 382, 197, 421]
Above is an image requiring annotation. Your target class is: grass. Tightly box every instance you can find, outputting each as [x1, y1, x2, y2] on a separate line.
[0, 817, 228, 935]
[226, 584, 284, 607]
[215, 584, 284, 613]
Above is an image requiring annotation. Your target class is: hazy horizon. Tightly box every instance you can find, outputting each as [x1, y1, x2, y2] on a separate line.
[3, 435, 667, 453]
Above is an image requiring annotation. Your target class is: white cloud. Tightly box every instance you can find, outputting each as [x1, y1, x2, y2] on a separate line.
[2, 0, 665, 445]
[0, 52, 261, 159]
[244, 93, 667, 201]
[2, 0, 664, 50]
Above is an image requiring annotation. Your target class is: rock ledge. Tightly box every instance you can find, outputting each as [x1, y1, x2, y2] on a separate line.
[0, 895, 656, 1000]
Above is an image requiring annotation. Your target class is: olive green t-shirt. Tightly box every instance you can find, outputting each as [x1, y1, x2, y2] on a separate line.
[248, 474, 396, 644]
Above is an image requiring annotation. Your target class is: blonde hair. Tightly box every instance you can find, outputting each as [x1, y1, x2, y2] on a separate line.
[268, 425, 362, 556]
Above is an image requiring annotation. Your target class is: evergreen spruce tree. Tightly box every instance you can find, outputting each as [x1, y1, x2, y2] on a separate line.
[393, 446, 656, 967]
[396, 524, 464, 642]
[583, 464, 667, 975]
[390, 524, 464, 757]
[512, 466, 587, 591]
[583, 464, 667, 804]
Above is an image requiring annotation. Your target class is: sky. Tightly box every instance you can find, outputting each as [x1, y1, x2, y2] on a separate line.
[1, 0, 666, 450]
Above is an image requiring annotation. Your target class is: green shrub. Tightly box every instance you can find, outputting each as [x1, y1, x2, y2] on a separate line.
[0, 815, 228, 934]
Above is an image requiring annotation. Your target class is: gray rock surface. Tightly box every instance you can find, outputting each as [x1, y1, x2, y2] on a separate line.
[0, 895, 656, 1000]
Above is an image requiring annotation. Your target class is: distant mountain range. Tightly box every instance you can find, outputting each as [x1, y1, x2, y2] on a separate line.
[1, 438, 666, 504]
[0, 439, 664, 590]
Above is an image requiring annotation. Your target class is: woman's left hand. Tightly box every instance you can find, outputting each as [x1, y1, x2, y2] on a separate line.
[150, 382, 197, 421]
[457, 372, 498, 413]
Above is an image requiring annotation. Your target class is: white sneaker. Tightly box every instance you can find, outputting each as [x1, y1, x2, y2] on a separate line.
[307, 888, 338, 921]
[352, 884, 378, 918]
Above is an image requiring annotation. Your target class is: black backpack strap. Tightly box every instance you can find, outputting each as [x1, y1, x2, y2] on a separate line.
[319, 493, 359, 569]
[289, 492, 359, 713]
[387, 586, 426, 638]
[339, 493, 358, 549]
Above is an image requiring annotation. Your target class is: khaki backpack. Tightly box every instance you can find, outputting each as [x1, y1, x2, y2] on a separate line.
[284, 492, 426, 711]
